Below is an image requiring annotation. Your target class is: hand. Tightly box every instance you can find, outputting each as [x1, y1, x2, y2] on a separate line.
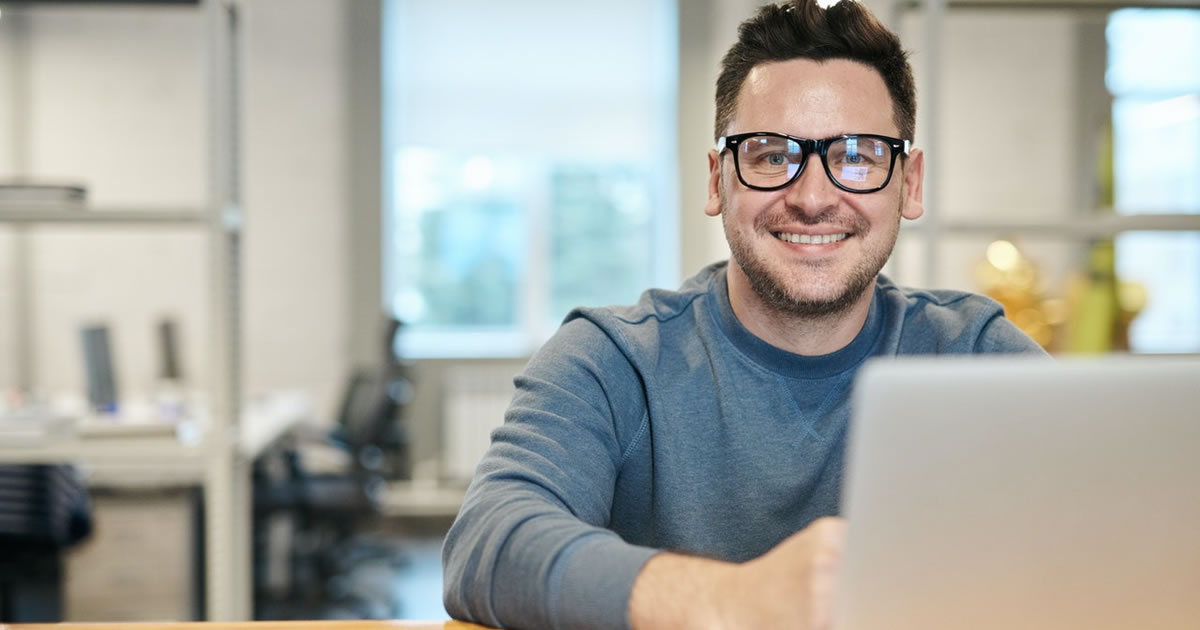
[629, 516, 848, 630]
[715, 516, 847, 630]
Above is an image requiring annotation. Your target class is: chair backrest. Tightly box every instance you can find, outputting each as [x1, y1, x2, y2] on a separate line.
[332, 317, 413, 478]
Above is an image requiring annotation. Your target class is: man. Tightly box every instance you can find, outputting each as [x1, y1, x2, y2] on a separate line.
[443, 1, 1044, 629]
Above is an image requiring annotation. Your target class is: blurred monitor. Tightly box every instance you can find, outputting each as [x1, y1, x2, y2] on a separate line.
[80, 324, 118, 413]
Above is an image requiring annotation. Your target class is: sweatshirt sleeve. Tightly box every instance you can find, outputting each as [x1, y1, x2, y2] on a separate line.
[442, 316, 660, 630]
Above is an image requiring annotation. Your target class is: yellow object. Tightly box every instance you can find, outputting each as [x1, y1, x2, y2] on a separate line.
[986, 240, 1021, 272]
[975, 239, 1053, 349]
[1065, 241, 1119, 353]
[1060, 241, 1148, 353]
[1096, 121, 1114, 209]
[975, 231, 1147, 354]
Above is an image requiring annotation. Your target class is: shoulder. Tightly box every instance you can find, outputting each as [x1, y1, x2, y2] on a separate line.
[876, 274, 1004, 327]
[557, 262, 724, 357]
[511, 267, 731, 452]
[875, 275, 1045, 354]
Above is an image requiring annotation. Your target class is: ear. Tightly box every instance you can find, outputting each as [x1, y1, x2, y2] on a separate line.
[899, 147, 925, 221]
[704, 149, 723, 217]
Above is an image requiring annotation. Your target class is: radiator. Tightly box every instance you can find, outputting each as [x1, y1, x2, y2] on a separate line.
[442, 365, 517, 483]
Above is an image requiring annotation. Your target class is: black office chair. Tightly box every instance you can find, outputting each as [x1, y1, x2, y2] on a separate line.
[0, 464, 92, 622]
[252, 318, 413, 620]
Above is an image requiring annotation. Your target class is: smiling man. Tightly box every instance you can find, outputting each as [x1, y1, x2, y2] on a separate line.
[442, 2, 1044, 630]
[712, 55, 926, 357]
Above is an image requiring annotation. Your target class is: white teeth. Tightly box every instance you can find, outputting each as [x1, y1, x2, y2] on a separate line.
[775, 232, 848, 244]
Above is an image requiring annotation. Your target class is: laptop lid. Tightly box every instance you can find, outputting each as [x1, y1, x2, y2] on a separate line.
[836, 356, 1200, 630]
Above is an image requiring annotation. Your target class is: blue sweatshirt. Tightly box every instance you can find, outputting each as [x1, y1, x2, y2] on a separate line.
[442, 262, 1044, 630]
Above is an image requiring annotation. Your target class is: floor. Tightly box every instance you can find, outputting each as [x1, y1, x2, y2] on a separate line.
[390, 537, 448, 621]
[252, 517, 452, 622]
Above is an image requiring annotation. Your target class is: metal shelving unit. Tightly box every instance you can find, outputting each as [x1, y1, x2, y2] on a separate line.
[0, 207, 209, 224]
[0, 0, 249, 621]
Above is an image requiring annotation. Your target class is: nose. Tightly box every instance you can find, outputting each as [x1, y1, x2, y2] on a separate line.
[782, 154, 839, 216]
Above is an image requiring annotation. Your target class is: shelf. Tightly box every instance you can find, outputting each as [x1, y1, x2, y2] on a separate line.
[1, 0, 246, 620]
[0, 206, 209, 225]
[0, 433, 209, 467]
[904, 212, 1200, 239]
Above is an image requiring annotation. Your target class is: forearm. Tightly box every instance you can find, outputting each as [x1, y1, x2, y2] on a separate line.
[445, 487, 657, 630]
[629, 518, 847, 630]
[443, 317, 657, 629]
[628, 552, 739, 630]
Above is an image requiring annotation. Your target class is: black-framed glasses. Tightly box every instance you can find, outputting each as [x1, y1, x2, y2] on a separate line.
[717, 132, 911, 194]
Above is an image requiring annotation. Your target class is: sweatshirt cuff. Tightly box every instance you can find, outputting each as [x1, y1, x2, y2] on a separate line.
[550, 535, 660, 630]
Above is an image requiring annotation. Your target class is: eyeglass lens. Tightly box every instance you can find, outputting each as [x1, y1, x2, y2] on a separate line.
[737, 135, 894, 191]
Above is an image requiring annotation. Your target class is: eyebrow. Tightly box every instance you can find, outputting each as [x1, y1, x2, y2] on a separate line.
[770, 131, 893, 140]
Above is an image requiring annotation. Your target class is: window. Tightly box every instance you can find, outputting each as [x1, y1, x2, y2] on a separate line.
[381, 0, 679, 358]
[1107, 8, 1200, 353]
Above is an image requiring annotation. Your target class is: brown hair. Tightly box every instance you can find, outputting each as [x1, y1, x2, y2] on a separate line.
[714, 0, 916, 142]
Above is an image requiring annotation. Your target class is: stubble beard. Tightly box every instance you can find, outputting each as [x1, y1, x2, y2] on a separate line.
[722, 195, 901, 319]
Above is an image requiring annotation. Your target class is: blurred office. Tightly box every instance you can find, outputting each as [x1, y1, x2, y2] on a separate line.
[0, 0, 1197, 623]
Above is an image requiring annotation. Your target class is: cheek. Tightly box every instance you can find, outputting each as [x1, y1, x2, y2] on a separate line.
[840, 198, 895, 236]
[863, 192, 904, 222]
[723, 190, 766, 223]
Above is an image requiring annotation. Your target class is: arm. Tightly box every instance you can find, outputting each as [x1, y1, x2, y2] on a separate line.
[628, 517, 847, 630]
[442, 318, 658, 630]
[443, 316, 849, 630]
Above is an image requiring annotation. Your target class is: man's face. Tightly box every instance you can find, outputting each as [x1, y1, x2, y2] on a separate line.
[705, 58, 924, 318]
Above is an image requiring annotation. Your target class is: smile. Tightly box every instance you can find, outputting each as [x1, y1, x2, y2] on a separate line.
[773, 232, 849, 245]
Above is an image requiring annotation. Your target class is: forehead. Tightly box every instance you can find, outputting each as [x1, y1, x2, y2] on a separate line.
[731, 58, 898, 138]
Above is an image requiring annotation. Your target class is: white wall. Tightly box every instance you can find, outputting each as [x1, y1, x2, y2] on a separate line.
[241, 0, 350, 416]
[0, 0, 351, 419]
[677, 0, 763, 279]
[892, 7, 1097, 294]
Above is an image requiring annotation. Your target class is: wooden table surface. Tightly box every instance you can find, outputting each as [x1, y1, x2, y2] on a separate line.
[0, 622, 490, 630]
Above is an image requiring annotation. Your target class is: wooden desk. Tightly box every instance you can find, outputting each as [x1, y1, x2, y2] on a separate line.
[0, 622, 490, 630]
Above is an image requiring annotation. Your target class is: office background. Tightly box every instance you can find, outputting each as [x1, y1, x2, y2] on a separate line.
[0, 0, 1197, 622]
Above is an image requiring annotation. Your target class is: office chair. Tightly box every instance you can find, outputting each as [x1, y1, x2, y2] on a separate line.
[252, 318, 413, 620]
[0, 464, 92, 622]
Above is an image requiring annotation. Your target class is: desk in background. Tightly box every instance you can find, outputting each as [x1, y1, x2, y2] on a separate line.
[0, 392, 312, 621]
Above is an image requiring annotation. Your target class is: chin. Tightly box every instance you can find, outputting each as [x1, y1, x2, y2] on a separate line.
[748, 264, 876, 318]
[723, 211, 897, 319]
[787, 282, 872, 318]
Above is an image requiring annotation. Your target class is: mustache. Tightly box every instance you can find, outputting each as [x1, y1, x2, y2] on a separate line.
[752, 206, 869, 233]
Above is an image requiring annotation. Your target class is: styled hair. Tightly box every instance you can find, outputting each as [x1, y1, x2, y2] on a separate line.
[714, 0, 916, 143]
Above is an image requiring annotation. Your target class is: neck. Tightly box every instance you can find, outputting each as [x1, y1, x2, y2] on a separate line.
[725, 263, 875, 357]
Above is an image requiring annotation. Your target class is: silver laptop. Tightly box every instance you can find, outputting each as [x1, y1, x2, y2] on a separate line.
[837, 356, 1200, 630]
